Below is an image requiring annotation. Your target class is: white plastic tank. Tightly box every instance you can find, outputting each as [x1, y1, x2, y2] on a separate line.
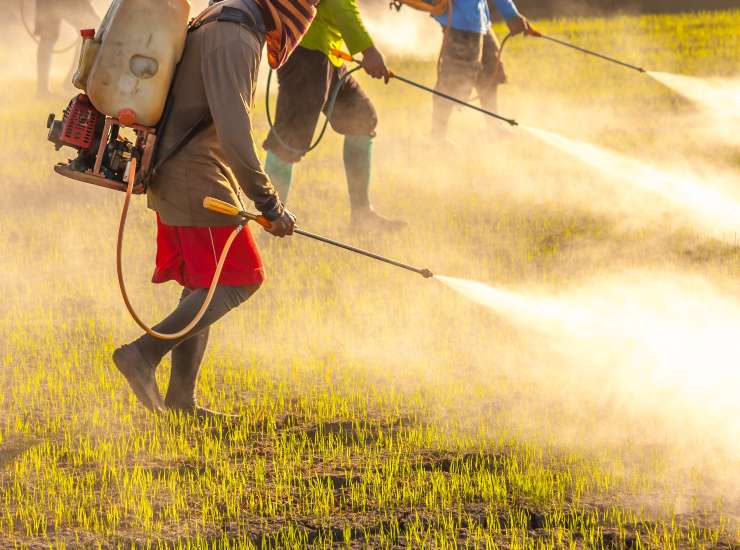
[85, 0, 191, 128]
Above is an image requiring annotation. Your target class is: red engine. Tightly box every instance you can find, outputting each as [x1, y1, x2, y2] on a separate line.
[47, 94, 154, 193]
[47, 94, 102, 151]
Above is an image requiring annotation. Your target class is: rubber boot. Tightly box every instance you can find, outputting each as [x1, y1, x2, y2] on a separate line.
[344, 135, 407, 233]
[264, 150, 294, 204]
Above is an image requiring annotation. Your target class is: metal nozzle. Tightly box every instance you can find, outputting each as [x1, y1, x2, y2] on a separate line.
[419, 269, 434, 279]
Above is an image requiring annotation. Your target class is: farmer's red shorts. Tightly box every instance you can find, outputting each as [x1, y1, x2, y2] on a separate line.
[152, 216, 265, 289]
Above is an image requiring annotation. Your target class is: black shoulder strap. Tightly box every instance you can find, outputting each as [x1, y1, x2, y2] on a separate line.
[147, 113, 212, 181]
[190, 5, 266, 34]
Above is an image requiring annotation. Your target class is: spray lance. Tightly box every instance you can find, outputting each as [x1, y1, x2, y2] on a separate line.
[330, 49, 519, 127]
[329, 34, 644, 129]
[496, 27, 646, 74]
[202, 197, 435, 279]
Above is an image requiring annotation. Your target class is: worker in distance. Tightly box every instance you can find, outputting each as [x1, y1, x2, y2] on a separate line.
[33, 0, 99, 97]
[112, 0, 317, 417]
[433, 0, 536, 136]
[262, 0, 407, 232]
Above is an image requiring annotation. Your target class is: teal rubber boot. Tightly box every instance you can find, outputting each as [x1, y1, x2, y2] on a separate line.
[343, 134, 373, 211]
[264, 151, 294, 204]
[344, 135, 407, 232]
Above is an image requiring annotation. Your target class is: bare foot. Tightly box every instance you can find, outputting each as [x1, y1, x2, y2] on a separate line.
[112, 344, 166, 412]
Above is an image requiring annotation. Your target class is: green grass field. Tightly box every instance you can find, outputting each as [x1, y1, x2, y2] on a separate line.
[0, 8, 739, 549]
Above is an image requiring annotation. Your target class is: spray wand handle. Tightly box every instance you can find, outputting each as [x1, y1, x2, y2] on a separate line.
[331, 48, 360, 64]
[202, 197, 272, 228]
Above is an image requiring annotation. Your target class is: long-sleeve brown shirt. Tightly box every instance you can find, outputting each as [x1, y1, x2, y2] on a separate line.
[147, 1, 282, 227]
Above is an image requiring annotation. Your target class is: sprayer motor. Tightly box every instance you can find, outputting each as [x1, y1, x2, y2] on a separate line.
[47, 93, 155, 194]
[47, 94, 101, 151]
[47, 94, 105, 173]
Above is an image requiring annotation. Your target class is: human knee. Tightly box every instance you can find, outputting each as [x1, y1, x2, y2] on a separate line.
[331, 102, 377, 137]
[36, 19, 61, 43]
[265, 146, 299, 165]
[220, 283, 261, 310]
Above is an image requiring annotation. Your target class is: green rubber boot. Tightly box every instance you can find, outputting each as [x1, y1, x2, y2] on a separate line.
[344, 135, 407, 232]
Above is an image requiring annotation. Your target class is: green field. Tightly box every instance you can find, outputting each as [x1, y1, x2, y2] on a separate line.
[0, 9, 739, 549]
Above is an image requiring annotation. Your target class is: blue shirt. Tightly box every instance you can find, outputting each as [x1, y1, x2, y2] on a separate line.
[434, 0, 519, 33]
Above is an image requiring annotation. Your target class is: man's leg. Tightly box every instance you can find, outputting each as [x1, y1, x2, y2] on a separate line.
[477, 30, 508, 131]
[113, 284, 259, 412]
[432, 29, 484, 137]
[163, 288, 211, 414]
[329, 70, 406, 231]
[263, 47, 333, 205]
[166, 329, 210, 412]
[35, 2, 61, 97]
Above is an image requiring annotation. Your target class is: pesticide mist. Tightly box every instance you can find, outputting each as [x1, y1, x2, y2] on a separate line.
[522, 125, 740, 237]
[435, 273, 740, 475]
[648, 71, 740, 119]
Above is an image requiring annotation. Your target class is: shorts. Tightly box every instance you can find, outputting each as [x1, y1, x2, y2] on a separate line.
[437, 27, 507, 101]
[263, 46, 378, 163]
[152, 215, 265, 289]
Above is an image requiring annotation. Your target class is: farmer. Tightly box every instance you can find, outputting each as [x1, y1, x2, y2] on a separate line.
[112, 0, 316, 417]
[262, 0, 406, 232]
[33, 0, 99, 97]
[432, 0, 535, 136]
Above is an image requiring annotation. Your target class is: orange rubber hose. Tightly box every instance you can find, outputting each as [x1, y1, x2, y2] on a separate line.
[117, 157, 243, 340]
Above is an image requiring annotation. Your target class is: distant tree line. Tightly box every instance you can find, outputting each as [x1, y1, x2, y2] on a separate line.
[514, 0, 738, 18]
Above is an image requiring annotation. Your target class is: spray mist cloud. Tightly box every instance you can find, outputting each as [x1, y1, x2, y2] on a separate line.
[648, 71, 740, 119]
[521, 125, 740, 238]
[436, 273, 740, 471]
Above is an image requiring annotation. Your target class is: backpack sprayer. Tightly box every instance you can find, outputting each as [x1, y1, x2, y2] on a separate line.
[46, 0, 192, 194]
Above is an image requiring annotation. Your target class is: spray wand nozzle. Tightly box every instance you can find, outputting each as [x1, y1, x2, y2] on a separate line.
[203, 197, 436, 279]
[330, 49, 519, 127]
